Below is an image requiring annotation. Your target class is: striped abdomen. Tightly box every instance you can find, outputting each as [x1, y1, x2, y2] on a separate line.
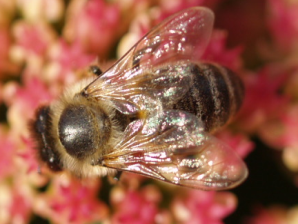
[173, 63, 244, 132]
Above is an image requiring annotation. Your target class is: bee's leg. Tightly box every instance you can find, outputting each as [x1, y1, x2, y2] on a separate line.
[114, 171, 123, 181]
[108, 171, 123, 184]
[89, 65, 103, 77]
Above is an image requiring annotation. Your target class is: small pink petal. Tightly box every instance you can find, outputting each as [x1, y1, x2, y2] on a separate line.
[64, 0, 121, 57]
[216, 130, 255, 159]
[172, 190, 237, 224]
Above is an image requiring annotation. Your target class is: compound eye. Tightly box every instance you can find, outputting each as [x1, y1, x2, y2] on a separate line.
[40, 145, 63, 171]
[58, 105, 98, 159]
[31, 106, 63, 171]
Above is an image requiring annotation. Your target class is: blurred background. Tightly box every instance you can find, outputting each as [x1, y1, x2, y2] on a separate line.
[1, 0, 298, 223]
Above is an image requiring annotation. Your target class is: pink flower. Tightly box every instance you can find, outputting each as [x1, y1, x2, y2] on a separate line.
[1, 75, 55, 176]
[117, 172, 147, 189]
[12, 21, 56, 60]
[214, 0, 266, 57]
[171, 190, 237, 224]
[47, 40, 96, 85]
[0, 183, 32, 224]
[63, 0, 121, 57]
[18, 136, 41, 174]
[202, 30, 243, 71]
[4, 2, 294, 224]
[111, 185, 162, 224]
[5, 76, 53, 110]
[259, 105, 298, 149]
[267, 0, 298, 53]
[0, 128, 16, 180]
[216, 130, 254, 159]
[8, 187, 32, 224]
[43, 177, 108, 224]
[237, 66, 289, 132]
[3, 77, 53, 136]
[257, 104, 298, 172]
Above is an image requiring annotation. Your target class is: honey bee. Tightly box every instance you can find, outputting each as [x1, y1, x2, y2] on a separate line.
[30, 7, 247, 190]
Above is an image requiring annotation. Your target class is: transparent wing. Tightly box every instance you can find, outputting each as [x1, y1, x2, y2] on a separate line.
[102, 111, 248, 190]
[82, 7, 214, 114]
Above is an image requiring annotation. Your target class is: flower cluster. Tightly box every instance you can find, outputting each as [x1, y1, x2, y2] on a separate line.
[0, 0, 298, 223]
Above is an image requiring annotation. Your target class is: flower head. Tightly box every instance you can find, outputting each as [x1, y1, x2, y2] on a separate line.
[172, 190, 237, 224]
[36, 177, 108, 224]
[111, 185, 162, 224]
[64, 0, 121, 57]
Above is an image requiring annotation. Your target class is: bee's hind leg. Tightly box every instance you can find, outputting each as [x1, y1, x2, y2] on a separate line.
[108, 171, 123, 185]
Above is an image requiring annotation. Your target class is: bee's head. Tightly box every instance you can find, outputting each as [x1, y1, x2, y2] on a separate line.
[28, 79, 117, 177]
[29, 106, 63, 172]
